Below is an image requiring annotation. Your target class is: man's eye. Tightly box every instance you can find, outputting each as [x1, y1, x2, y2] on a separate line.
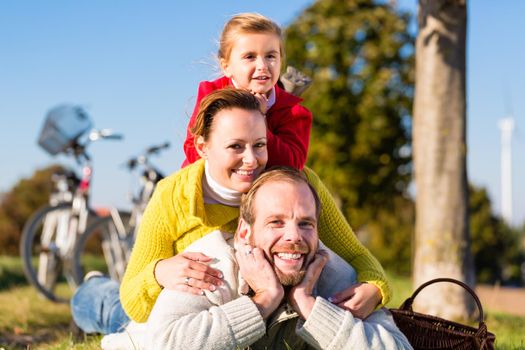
[269, 220, 284, 227]
[299, 221, 315, 229]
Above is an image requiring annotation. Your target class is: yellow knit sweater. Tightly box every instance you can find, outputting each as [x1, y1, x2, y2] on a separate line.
[120, 159, 391, 322]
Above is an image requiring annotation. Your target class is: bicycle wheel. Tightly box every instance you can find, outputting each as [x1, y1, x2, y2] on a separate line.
[73, 211, 132, 284]
[20, 203, 77, 303]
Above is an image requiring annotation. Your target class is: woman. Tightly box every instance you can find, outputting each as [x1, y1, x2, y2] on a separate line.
[71, 88, 390, 334]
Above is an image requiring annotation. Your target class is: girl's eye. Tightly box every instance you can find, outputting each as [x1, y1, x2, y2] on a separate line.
[254, 142, 266, 148]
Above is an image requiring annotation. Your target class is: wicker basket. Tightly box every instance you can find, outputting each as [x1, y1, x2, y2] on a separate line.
[390, 278, 495, 350]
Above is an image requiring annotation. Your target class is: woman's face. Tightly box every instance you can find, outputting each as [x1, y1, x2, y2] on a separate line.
[221, 33, 281, 97]
[198, 107, 268, 193]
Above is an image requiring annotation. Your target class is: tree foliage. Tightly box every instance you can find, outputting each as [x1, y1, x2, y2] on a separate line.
[469, 185, 524, 285]
[284, 0, 414, 229]
[0, 165, 63, 255]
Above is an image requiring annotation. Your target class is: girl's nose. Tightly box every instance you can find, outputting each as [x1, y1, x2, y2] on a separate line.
[256, 57, 267, 71]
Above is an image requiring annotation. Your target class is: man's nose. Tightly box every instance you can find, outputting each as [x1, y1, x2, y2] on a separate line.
[282, 224, 302, 242]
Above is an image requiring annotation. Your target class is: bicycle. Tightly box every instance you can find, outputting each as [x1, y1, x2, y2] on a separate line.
[20, 105, 123, 303]
[72, 142, 168, 284]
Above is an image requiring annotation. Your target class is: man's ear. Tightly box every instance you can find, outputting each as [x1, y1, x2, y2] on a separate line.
[220, 58, 232, 78]
[236, 218, 253, 243]
[195, 136, 207, 159]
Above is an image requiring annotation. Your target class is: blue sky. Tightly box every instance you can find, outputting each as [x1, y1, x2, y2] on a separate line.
[1, 1, 524, 226]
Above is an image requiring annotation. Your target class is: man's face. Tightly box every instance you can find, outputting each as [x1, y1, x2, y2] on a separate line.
[247, 180, 319, 286]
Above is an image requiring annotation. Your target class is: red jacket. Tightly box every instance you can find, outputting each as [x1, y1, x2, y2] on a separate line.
[182, 76, 312, 169]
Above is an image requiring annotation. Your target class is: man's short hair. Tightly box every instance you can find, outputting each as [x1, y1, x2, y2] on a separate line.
[240, 166, 321, 226]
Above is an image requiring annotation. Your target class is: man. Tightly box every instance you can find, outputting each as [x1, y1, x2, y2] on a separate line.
[102, 168, 411, 350]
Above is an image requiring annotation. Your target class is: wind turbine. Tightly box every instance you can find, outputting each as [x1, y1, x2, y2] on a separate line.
[498, 116, 514, 225]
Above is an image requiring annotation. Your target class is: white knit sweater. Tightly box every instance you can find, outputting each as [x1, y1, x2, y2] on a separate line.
[102, 231, 412, 350]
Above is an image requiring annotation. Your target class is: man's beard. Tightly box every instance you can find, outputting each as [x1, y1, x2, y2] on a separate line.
[250, 238, 311, 286]
[274, 266, 306, 286]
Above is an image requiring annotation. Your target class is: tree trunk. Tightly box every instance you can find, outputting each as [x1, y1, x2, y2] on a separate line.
[413, 0, 475, 320]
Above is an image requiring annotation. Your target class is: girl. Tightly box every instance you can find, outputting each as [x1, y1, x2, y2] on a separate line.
[182, 13, 311, 170]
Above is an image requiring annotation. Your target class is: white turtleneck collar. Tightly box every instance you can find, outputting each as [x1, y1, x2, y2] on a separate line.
[203, 161, 242, 206]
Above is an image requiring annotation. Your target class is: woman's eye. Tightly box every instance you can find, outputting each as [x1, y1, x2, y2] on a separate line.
[254, 142, 266, 148]
[228, 144, 242, 150]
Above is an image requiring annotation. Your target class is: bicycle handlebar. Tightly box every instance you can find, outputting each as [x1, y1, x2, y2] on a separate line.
[124, 142, 170, 172]
[145, 142, 170, 155]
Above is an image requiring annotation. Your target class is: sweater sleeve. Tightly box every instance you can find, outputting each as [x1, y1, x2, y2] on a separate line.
[145, 290, 266, 350]
[296, 297, 412, 350]
[266, 104, 312, 169]
[120, 181, 178, 322]
[303, 167, 392, 306]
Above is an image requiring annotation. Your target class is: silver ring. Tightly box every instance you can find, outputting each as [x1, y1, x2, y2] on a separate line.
[184, 277, 190, 285]
[245, 250, 252, 256]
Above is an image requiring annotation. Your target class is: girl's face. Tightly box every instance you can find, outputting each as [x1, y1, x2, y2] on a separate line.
[221, 33, 281, 97]
[196, 107, 268, 193]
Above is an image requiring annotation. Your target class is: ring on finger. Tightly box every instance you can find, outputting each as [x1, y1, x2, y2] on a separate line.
[184, 277, 190, 285]
[245, 249, 252, 256]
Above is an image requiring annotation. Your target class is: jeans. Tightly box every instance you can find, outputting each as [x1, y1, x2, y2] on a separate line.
[70, 276, 130, 334]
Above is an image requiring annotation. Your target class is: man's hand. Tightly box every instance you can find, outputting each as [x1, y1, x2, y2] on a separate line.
[328, 283, 382, 319]
[154, 252, 224, 295]
[236, 245, 283, 319]
[288, 251, 328, 320]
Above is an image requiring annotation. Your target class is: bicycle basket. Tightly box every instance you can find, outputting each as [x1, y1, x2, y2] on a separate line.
[390, 278, 495, 349]
[38, 105, 93, 155]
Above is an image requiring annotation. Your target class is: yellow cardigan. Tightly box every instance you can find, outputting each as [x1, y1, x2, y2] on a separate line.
[120, 159, 391, 322]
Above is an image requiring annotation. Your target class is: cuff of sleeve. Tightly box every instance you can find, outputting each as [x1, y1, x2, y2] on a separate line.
[357, 273, 392, 308]
[145, 259, 163, 296]
[297, 297, 353, 349]
[221, 296, 266, 347]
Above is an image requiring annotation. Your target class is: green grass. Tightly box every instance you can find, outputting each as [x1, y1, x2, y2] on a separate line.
[1, 255, 524, 349]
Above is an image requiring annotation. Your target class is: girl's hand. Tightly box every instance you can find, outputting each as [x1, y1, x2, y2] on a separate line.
[154, 252, 223, 295]
[288, 251, 328, 320]
[250, 91, 269, 114]
[328, 282, 382, 319]
[235, 245, 283, 319]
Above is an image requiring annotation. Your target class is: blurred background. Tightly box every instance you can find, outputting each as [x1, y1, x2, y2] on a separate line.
[0, 0, 524, 347]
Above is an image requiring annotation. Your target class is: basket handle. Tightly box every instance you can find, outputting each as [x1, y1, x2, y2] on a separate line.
[399, 278, 486, 326]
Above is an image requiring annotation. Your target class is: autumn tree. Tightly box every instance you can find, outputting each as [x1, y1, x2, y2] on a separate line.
[285, 0, 414, 236]
[0, 165, 63, 254]
[412, 0, 474, 319]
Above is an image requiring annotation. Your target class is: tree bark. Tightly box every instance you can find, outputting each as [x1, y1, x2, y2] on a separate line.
[413, 0, 475, 319]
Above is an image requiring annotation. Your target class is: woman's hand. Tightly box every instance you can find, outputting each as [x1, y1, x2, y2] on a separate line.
[328, 282, 382, 319]
[154, 252, 223, 295]
[288, 251, 328, 320]
[235, 245, 283, 319]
